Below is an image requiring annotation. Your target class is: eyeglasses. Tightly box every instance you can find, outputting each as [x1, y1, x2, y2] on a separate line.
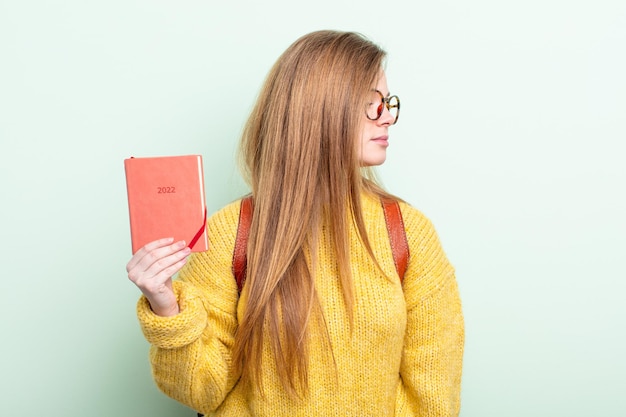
[366, 90, 400, 125]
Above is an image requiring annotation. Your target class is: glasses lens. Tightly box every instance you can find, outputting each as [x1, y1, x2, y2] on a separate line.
[387, 95, 399, 124]
[366, 90, 384, 120]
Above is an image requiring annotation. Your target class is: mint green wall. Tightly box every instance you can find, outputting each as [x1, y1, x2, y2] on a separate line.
[1, 1, 624, 416]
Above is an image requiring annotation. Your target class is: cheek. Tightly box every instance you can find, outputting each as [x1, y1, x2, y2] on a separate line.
[360, 124, 374, 146]
[359, 132, 368, 150]
[359, 139, 387, 167]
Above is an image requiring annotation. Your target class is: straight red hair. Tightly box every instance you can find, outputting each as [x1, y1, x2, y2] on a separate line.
[235, 30, 393, 397]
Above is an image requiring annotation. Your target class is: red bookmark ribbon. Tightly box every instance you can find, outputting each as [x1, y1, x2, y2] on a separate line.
[188, 208, 207, 250]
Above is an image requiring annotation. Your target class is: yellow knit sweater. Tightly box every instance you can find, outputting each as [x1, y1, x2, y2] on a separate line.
[137, 193, 464, 416]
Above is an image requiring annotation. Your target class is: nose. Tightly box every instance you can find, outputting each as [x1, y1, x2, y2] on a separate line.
[377, 104, 395, 126]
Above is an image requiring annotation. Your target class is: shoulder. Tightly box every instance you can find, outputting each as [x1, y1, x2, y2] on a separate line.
[397, 200, 447, 263]
[397, 200, 437, 239]
[360, 193, 436, 238]
[361, 193, 443, 255]
[396, 200, 456, 301]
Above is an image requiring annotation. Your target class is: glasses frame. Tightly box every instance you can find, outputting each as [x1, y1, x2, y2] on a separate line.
[366, 90, 400, 125]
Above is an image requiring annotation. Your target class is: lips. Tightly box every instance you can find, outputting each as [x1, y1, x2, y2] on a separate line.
[371, 135, 389, 147]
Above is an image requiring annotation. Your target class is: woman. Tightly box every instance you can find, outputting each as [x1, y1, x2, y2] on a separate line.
[127, 30, 464, 416]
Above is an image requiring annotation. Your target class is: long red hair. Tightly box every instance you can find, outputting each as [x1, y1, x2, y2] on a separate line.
[235, 30, 391, 397]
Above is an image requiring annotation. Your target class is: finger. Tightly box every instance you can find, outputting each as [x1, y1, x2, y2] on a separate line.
[141, 245, 191, 283]
[141, 254, 190, 291]
[126, 237, 175, 272]
[128, 242, 190, 287]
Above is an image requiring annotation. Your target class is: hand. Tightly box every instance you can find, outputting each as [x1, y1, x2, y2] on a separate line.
[126, 238, 191, 316]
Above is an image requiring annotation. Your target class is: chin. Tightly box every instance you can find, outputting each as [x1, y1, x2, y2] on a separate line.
[360, 156, 387, 167]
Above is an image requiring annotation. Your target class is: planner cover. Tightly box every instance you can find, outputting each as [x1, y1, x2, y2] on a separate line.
[124, 155, 208, 254]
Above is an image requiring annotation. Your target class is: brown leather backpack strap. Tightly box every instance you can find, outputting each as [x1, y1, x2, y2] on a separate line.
[233, 196, 407, 290]
[232, 195, 253, 294]
[381, 198, 409, 282]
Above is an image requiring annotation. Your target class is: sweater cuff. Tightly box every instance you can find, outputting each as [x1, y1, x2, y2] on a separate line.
[136, 281, 208, 349]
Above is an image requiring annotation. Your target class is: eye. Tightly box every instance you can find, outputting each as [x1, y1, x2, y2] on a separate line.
[365, 90, 385, 120]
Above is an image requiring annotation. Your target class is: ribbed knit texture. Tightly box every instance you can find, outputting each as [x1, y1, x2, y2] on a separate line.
[137, 193, 464, 416]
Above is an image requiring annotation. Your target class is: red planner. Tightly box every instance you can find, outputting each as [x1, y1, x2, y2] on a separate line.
[124, 155, 208, 254]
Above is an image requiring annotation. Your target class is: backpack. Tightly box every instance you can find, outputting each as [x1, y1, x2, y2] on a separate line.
[231, 196, 409, 293]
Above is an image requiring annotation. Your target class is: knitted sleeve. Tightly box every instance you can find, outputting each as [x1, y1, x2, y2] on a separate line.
[394, 203, 464, 417]
[135, 199, 242, 414]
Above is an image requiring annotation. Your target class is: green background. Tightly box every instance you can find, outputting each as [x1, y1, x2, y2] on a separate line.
[1, 1, 624, 416]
